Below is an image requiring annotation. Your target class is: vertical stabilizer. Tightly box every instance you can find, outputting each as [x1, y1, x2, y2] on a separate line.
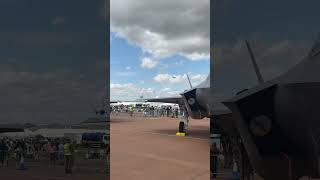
[308, 33, 320, 58]
[186, 74, 193, 89]
[245, 40, 264, 84]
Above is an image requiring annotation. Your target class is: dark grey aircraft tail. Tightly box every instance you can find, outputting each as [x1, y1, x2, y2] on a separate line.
[222, 34, 320, 179]
[308, 33, 320, 58]
[245, 40, 264, 84]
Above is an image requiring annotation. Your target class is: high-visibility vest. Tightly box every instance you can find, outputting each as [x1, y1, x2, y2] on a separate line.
[64, 143, 71, 156]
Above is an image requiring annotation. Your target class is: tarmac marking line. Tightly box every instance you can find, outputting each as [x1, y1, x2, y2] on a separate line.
[140, 131, 209, 141]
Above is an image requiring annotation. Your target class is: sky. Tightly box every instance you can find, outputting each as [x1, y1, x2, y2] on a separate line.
[211, 0, 320, 99]
[0, 0, 107, 124]
[4, 0, 318, 124]
[110, 0, 210, 101]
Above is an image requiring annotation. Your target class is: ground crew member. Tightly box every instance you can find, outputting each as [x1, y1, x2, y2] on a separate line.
[64, 139, 72, 174]
[175, 108, 179, 118]
[166, 106, 170, 117]
[130, 106, 134, 117]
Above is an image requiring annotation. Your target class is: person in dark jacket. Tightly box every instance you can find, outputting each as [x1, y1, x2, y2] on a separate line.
[211, 142, 218, 178]
[0, 140, 5, 166]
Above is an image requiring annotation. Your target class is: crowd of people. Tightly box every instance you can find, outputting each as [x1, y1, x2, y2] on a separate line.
[111, 104, 180, 118]
[0, 137, 75, 174]
[142, 105, 179, 118]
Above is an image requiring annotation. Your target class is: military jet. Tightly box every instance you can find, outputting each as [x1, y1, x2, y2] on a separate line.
[146, 74, 218, 134]
[211, 35, 320, 180]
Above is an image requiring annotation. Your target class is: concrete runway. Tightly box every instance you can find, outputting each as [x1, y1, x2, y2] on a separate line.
[111, 113, 210, 180]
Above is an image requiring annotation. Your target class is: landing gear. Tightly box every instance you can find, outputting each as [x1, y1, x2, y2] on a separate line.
[178, 113, 189, 133]
[179, 121, 185, 133]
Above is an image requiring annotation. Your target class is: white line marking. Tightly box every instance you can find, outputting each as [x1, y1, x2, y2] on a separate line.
[140, 131, 209, 141]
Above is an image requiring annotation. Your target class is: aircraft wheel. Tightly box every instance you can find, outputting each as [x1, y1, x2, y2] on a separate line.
[179, 121, 185, 133]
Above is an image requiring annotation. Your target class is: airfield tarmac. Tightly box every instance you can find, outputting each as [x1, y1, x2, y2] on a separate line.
[111, 112, 210, 180]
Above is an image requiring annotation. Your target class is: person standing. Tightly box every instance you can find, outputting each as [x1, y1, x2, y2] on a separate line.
[34, 141, 41, 160]
[0, 139, 5, 166]
[150, 106, 154, 117]
[49, 143, 57, 166]
[4, 141, 9, 166]
[211, 143, 218, 178]
[129, 106, 134, 117]
[69, 141, 75, 173]
[63, 139, 72, 174]
[58, 142, 64, 161]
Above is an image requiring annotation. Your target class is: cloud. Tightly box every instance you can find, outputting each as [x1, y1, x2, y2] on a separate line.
[0, 67, 106, 124]
[190, 74, 208, 82]
[153, 73, 207, 86]
[125, 66, 131, 70]
[52, 16, 65, 25]
[153, 74, 185, 84]
[138, 80, 145, 84]
[115, 71, 135, 77]
[110, 83, 154, 100]
[160, 87, 171, 92]
[0, 32, 86, 49]
[212, 35, 310, 97]
[140, 57, 158, 69]
[110, 0, 209, 60]
[110, 82, 181, 101]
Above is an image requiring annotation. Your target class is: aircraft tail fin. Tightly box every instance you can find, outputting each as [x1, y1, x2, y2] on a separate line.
[245, 40, 264, 84]
[308, 33, 320, 58]
[186, 74, 193, 89]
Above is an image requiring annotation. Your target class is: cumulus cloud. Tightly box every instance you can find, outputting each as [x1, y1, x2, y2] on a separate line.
[115, 71, 135, 77]
[110, 83, 182, 101]
[110, 83, 154, 100]
[153, 73, 207, 86]
[160, 87, 171, 92]
[110, 0, 210, 60]
[140, 57, 158, 69]
[190, 74, 208, 83]
[0, 67, 106, 124]
[153, 74, 185, 84]
[212, 35, 311, 97]
[52, 16, 65, 25]
[138, 80, 145, 84]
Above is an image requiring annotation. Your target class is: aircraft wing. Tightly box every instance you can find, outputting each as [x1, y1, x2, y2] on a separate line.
[146, 96, 183, 105]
